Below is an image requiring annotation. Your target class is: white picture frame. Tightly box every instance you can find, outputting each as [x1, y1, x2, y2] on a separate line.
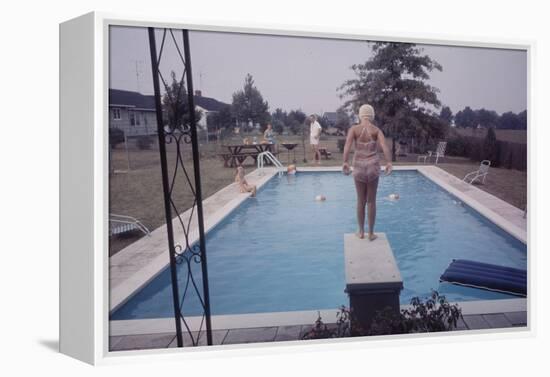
[59, 11, 533, 365]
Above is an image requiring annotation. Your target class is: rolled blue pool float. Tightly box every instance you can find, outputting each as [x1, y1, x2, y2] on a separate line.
[440, 259, 527, 297]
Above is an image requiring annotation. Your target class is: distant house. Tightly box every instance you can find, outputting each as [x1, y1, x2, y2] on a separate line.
[193, 90, 230, 132]
[322, 112, 338, 127]
[109, 89, 157, 137]
[322, 111, 346, 136]
[109, 88, 229, 137]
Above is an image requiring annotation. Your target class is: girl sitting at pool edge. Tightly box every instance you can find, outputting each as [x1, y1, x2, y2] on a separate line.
[342, 104, 392, 241]
[235, 166, 257, 197]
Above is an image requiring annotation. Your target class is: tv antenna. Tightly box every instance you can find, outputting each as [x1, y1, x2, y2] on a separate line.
[134, 60, 144, 93]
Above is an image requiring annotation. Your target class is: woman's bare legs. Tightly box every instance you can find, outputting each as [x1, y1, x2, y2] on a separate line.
[311, 145, 321, 164]
[354, 179, 368, 238]
[316, 146, 321, 164]
[365, 178, 379, 241]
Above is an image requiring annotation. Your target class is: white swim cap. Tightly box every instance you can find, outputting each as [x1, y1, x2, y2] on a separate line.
[358, 104, 375, 121]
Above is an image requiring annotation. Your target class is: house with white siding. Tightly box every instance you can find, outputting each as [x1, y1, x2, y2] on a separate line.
[109, 89, 229, 137]
[109, 89, 157, 137]
[193, 90, 230, 132]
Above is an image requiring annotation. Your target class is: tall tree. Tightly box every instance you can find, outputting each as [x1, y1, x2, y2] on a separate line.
[439, 106, 454, 126]
[476, 108, 499, 129]
[162, 71, 202, 130]
[498, 111, 522, 130]
[288, 109, 308, 162]
[271, 108, 288, 134]
[518, 110, 527, 130]
[231, 73, 270, 130]
[335, 107, 352, 132]
[339, 42, 444, 161]
[206, 105, 234, 133]
[287, 109, 307, 135]
[482, 127, 499, 164]
[454, 106, 477, 129]
[317, 114, 329, 130]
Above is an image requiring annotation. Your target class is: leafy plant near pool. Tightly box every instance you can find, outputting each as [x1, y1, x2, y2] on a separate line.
[302, 291, 462, 339]
[302, 306, 365, 340]
[368, 291, 462, 335]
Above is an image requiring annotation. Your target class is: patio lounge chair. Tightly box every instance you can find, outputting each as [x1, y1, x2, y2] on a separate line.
[109, 214, 151, 237]
[417, 141, 447, 164]
[463, 160, 491, 184]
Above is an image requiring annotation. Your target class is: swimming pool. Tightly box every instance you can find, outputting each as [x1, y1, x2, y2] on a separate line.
[111, 170, 527, 320]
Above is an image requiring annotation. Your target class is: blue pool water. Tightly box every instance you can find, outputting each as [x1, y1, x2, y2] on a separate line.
[111, 171, 527, 320]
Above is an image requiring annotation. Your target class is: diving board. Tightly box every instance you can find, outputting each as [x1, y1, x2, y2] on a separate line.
[440, 259, 527, 297]
[344, 233, 403, 329]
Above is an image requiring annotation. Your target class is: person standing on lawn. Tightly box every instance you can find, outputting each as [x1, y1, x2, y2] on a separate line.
[309, 114, 322, 164]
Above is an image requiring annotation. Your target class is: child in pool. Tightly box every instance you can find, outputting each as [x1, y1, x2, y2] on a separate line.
[287, 164, 297, 175]
[235, 166, 257, 197]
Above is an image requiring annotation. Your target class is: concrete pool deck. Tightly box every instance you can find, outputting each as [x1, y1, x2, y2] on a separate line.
[109, 301, 528, 351]
[109, 165, 528, 346]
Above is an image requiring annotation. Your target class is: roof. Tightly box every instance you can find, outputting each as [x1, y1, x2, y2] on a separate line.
[194, 95, 229, 112]
[323, 112, 338, 123]
[109, 88, 229, 112]
[109, 89, 155, 109]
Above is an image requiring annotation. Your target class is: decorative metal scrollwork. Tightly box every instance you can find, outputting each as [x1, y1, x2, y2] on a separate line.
[148, 27, 213, 347]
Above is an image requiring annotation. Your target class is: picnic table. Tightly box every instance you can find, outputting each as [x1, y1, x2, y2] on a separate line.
[220, 143, 274, 168]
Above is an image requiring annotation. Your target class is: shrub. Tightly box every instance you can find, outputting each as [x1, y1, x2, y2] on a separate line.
[445, 135, 469, 157]
[303, 291, 462, 339]
[136, 135, 154, 150]
[482, 127, 499, 166]
[337, 138, 346, 152]
[109, 127, 125, 148]
[301, 306, 364, 340]
[368, 291, 462, 335]
[301, 312, 336, 340]
[219, 127, 234, 141]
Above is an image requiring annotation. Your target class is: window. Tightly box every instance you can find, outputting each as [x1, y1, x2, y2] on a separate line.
[112, 108, 121, 120]
[129, 111, 136, 126]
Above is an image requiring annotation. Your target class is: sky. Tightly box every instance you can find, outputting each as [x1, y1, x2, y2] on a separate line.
[109, 25, 527, 116]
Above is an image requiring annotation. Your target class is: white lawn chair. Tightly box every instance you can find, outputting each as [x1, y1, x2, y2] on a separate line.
[109, 214, 151, 237]
[433, 141, 447, 164]
[463, 160, 491, 185]
[417, 141, 447, 164]
[417, 150, 433, 163]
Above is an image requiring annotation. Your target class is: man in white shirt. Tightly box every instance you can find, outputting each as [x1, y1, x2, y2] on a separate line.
[309, 114, 322, 164]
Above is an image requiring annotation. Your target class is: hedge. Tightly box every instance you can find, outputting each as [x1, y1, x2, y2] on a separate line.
[446, 134, 526, 171]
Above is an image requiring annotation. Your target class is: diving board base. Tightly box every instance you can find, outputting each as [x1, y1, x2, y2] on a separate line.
[344, 233, 403, 330]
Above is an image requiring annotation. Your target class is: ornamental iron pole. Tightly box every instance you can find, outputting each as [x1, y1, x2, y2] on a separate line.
[147, 27, 184, 348]
[182, 30, 213, 346]
[147, 27, 213, 347]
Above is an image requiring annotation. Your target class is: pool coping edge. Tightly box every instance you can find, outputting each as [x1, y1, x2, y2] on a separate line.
[110, 298, 527, 336]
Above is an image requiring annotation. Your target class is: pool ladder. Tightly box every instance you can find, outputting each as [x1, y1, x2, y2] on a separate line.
[257, 151, 285, 177]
